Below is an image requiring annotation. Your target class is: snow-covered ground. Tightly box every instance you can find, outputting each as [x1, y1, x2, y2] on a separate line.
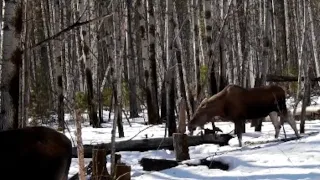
[64, 96, 320, 180]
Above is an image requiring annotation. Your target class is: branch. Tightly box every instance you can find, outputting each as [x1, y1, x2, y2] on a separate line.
[29, 13, 113, 50]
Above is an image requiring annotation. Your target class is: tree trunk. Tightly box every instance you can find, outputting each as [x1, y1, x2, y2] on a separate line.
[78, 0, 100, 128]
[146, 0, 160, 124]
[307, 0, 320, 86]
[204, 0, 218, 95]
[165, 0, 176, 137]
[126, 0, 139, 118]
[0, 0, 23, 130]
[191, 0, 201, 106]
[57, 56, 65, 131]
[283, 0, 292, 73]
[112, 0, 124, 138]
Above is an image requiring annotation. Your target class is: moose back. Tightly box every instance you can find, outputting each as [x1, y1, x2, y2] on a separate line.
[0, 126, 72, 180]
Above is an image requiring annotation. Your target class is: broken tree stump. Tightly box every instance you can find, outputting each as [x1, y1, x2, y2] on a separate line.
[115, 163, 131, 180]
[173, 133, 190, 161]
[172, 98, 190, 161]
[92, 145, 109, 180]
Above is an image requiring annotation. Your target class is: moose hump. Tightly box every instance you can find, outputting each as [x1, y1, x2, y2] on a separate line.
[0, 126, 72, 180]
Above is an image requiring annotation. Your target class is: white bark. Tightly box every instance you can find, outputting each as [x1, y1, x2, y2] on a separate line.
[89, 1, 98, 93]
[294, 0, 307, 102]
[307, 0, 320, 85]
[1, 0, 21, 129]
[154, 0, 164, 93]
[74, 109, 86, 180]
[138, 0, 149, 80]
[191, 0, 201, 100]
[233, 0, 244, 85]
[284, 0, 292, 70]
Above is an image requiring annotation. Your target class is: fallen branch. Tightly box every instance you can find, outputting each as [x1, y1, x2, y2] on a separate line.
[72, 134, 234, 158]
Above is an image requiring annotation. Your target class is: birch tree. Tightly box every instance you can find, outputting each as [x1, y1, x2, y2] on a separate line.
[165, 0, 176, 136]
[307, 0, 320, 86]
[191, 0, 201, 106]
[1, 0, 23, 130]
[293, 0, 307, 133]
[146, 0, 160, 124]
[126, 0, 139, 118]
[79, 0, 100, 128]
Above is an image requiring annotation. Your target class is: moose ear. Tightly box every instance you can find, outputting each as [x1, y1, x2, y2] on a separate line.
[200, 97, 208, 107]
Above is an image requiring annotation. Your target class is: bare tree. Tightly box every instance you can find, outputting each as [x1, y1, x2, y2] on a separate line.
[78, 0, 100, 128]
[1, 0, 23, 130]
[307, 0, 320, 86]
[165, 0, 176, 137]
[126, 0, 139, 118]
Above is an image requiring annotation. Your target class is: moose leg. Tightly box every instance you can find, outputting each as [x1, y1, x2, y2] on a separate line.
[269, 111, 281, 138]
[284, 112, 300, 138]
[234, 120, 243, 147]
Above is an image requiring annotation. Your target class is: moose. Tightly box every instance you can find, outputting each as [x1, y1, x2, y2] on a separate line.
[0, 126, 72, 180]
[188, 84, 300, 147]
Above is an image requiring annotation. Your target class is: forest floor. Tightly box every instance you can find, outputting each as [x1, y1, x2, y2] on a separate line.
[63, 96, 320, 180]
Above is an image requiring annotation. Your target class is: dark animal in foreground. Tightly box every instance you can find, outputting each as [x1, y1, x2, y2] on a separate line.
[0, 126, 72, 180]
[188, 84, 300, 147]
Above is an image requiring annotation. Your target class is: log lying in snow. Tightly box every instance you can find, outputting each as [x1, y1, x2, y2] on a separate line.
[290, 106, 320, 119]
[265, 75, 320, 82]
[139, 157, 229, 172]
[139, 158, 179, 171]
[72, 134, 234, 158]
[245, 107, 320, 122]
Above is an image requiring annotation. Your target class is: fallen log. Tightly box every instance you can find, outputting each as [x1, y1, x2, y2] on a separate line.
[139, 157, 229, 172]
[266, 75, 320, 82]
[139, 158, 179, 171]
[260, 107, 320, 121]
[72, 134, 234, 158]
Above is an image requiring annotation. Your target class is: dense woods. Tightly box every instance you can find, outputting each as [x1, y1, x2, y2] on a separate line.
[0, 0, 320, 136]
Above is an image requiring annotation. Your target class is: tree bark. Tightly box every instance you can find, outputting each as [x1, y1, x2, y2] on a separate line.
[0, 0, 23, 130]
[165, 0, 176, 137]
[126, 0, 139, 118]
[307, 0, 320, 86]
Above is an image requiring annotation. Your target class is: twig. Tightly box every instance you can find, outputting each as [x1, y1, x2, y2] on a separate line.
[126, 124, 158, 141]
[30, 13, 113, 50]
[121, 109, 132, 127]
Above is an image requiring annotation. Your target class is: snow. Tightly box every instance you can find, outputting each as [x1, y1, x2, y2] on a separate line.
[64, 97, 320, 180]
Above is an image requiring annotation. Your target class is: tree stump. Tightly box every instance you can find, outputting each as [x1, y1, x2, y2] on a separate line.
[115, 163, 131, 180]
[92, 145, 109, 180]
[173, 133, 190, 161]
[173, 98, 190, 161]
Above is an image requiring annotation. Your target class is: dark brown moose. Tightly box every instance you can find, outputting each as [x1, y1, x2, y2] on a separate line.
[188, 84, 300, 147]
[0, 126, 72, 180]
